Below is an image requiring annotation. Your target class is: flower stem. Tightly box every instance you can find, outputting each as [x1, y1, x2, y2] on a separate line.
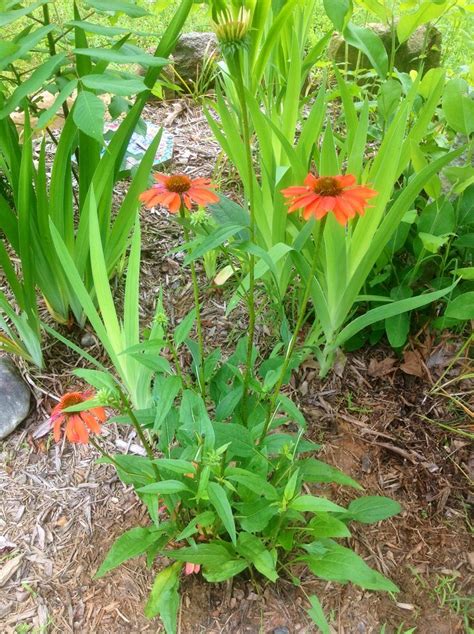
[179, 207, 206, 399]
[119, 391, 160, 478]
[232, 54, 256, 426]
[259, 219, 326, 444]
[89, 436, 122, 470]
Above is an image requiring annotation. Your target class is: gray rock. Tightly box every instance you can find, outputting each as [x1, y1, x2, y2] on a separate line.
[0, 357, 31, 440]
[80, 332, 96, 348]
[172, 32, 218, 85]
[328, 23, 442, 75]
[273, 628, 290, 634]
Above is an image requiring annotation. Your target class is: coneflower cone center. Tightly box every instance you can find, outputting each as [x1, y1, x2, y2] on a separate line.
[314, 177, 343, 197]
[60, 393, 84, 408]
[166, 175, 192, 193]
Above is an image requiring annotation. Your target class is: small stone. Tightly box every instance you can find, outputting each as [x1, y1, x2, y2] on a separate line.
[172, 32, 218, 85]
[0, 357, 31, 439]
[80, 332, 96, 348]
[273, 628, 290, 634]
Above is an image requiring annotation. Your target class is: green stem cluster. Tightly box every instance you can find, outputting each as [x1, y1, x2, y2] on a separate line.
[259, 219, 326, 444]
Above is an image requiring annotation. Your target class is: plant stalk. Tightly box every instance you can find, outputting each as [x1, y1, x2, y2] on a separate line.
[179, 207, 206, 398]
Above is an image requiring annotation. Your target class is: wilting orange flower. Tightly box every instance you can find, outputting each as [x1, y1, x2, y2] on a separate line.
[139, 173, 219, 214]
[184, 562, 201, 575]
[281, 173, 377, 226]
[50, 391, 106, 444]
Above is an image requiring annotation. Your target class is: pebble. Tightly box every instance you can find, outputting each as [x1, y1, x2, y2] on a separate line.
[273, 628, 290, 634]
[80, 332, 96, 348]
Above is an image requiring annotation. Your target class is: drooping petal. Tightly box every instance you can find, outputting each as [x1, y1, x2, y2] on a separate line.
[81, 411, 101, 433]
[304, 173, 318, 187]
[168, 193, 182, 213]
[53, 415, 65, 442]
[90, 406, 106, 422]
[335, 174, 356, 188]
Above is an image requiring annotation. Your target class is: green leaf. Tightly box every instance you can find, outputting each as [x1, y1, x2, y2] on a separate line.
[323, 0, 353, 31]
[343, 22, 388, 78]
[183, 224, 243, 264]
[144, 562, 182, 632]
[207, 481, 236, 545]
[0, 25, 55, 72]
[445, 292, 474, 321]
[308, 513, 351, 538]
[81, 73, 147, 96]
[290, 495, 346, 514]
[84, 0, 150, 17]
[304, 540, 399, 591]
[174, 308, 196, 347]
[0, 0, 49, 28]
[442, 79, 474, 136]
[346, 496, 401, 524]
[307, 595, 330, 634]
[385, 285, 413, 348]
[36, 79, 78, 129]
[74, 48, 167, 67]
[300, 458, 363, 490]
[153, 375, 181, 433]
[418, 232, 450, 254]
[225, 468, 278, 500]
[138, 480, 191, 495]
[0, 54, 67, 120]
[73, 91, 105, 143]
[202, 559, 248, 582]
[397, 1, 451, 44]
[175, 511, 215, 541]
[95, 527, 159, 577]
[213, 422, 255, 458]
[169, 543, 235, 567]
[236, 533, 278, 582]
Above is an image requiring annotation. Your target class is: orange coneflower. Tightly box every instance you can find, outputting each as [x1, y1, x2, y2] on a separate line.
[50, 391, 106, 444]
[282, 173, 377, 226]
[139, 173, 219, 214]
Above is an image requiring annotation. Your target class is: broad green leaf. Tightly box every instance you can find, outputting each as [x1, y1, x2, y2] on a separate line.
[224, 467, 278, 500]
[73, 91, 105, 143]
[202, 559, 248, 582]
[153, 375, 181, 433]
[74, 48, 167, 66]
[95, 527, 159, 577]
[290, 495, 346, 514]
[343, 22, 388, 78]
[138, 480, 191, 495]
[442, 79, 474, 136]
[397, 1, 451, 44]
[84, 0, 150, 17]
[418, 232, 450, 254]
[346, 496, 401, 524]
[175, 511, 215, 541]
[207, 481, 236, 544]
[323, 0, 353, 31]
[445, 292, 474, 321]
[81, 73, 147, 96]
[169, 543, 235, 567]
[308, 513, 351, 538]
[236, 533, 278, 582]
[0, 54, 67, 119]
[213, 422, 255, 458]
[304, 540, 399, 591]
[144, 562, 182, 633]
[0, 25, 55, 72]
[36, 79, 78, 129]
[300, 458, 363, 490]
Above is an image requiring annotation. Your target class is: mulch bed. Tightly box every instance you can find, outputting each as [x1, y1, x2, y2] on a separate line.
[1, 98, 472, 633]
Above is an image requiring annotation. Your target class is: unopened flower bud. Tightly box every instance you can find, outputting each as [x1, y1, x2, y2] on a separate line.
[190, 206, 208, 226]
[214, 6, 251, 55]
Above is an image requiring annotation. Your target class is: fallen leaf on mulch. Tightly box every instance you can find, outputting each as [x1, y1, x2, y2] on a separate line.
[400, 350, 426, 378]
[368, 357, 397, 377]
[0, 554, 23, 587]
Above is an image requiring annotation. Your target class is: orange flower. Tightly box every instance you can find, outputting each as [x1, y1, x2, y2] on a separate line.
[50, 391, 106, 444]
[139, 173, 219, 214]
[281, 173, 377, 226]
